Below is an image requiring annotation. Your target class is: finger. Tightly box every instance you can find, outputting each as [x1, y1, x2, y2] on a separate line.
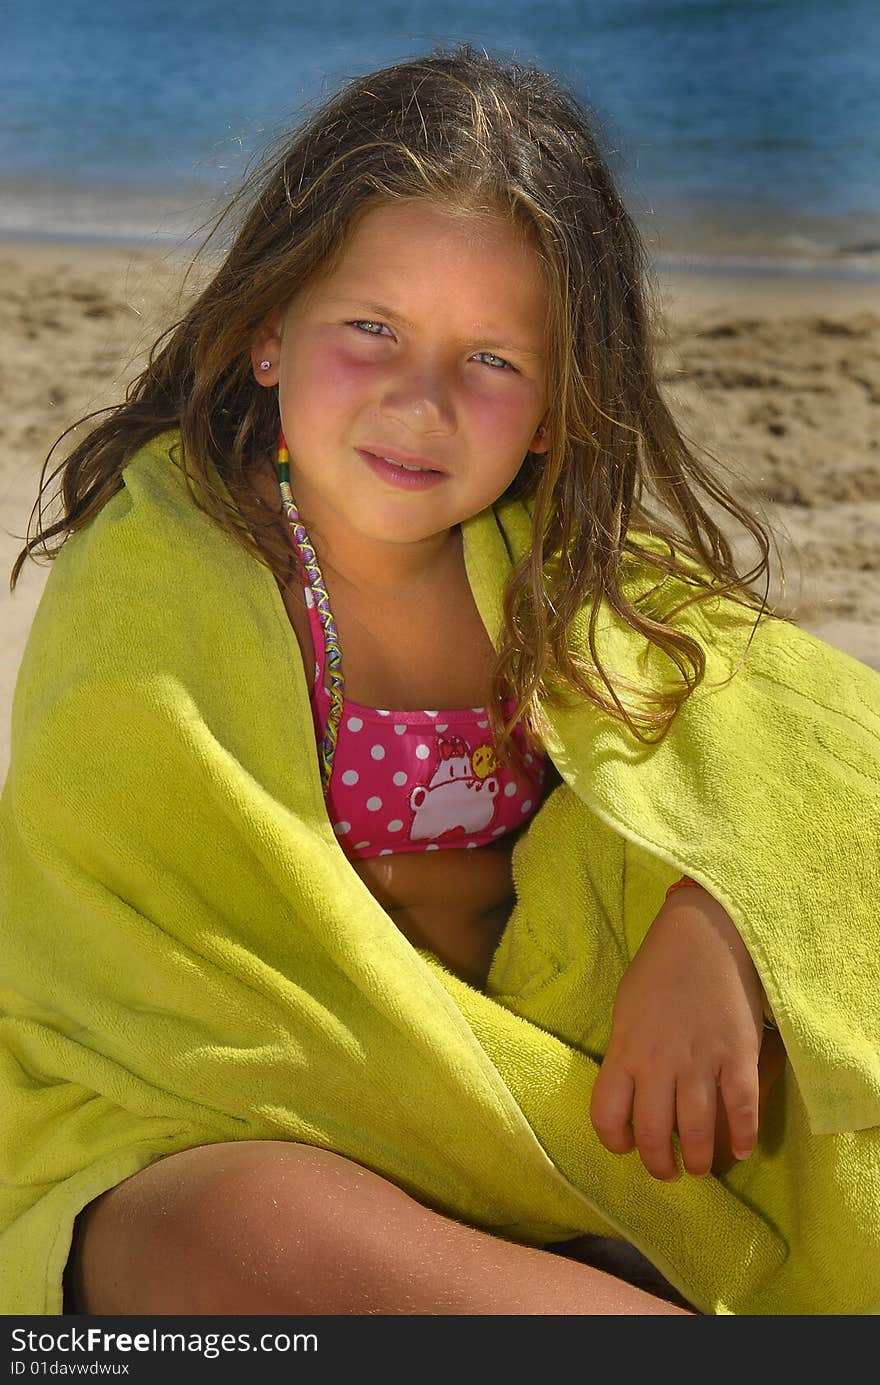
[590, 1060, 636, 1155]
[711, 1101, 736, 1177]
[758, 1028, 786, 1118]
[632, 1075, 679, 1181]
[718, 1059, 760, 1163]
[674, 1071, 718, 1177]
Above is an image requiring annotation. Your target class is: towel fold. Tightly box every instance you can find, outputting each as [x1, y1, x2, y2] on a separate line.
[2, 430, 878, 1315]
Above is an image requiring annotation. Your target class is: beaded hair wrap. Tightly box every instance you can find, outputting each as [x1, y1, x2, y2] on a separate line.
[276, 431, 345, 793]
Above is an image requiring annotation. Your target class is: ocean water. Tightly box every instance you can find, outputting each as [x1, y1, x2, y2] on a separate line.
[3, 0, 879, 279]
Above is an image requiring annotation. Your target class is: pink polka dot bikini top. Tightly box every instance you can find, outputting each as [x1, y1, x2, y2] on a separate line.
[281, 497, 550, 862]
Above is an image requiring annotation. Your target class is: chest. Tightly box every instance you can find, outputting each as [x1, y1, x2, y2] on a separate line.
[245, 469, 547, 991]
[280, 548, 498, 712]
[276, 555, 526, 989]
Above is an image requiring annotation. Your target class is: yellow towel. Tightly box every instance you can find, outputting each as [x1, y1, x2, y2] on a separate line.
[2, 430, 878, 1315]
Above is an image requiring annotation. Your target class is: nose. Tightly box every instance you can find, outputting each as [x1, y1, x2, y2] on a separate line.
[379, 357, 456, 436]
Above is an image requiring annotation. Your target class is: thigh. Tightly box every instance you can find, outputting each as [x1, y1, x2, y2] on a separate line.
[65, 1140, 696, 1316]
[66, 1139, 353, 1316]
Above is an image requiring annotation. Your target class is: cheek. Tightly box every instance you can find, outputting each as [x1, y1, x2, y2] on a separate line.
[282, 341, 372, 418]
[466, 383, 540, 450]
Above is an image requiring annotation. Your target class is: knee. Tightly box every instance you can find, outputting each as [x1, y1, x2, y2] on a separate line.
[186, 1139, 409, 1275]
[181, 1139, 430, 1314]
[185, 1138, 384, 1242]
[76, 1139, 400, 1315]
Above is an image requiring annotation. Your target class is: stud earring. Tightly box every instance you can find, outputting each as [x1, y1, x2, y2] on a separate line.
[259, 359, 272, 371]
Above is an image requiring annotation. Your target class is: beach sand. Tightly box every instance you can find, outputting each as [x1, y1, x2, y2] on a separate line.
[1, 238, 878, 785]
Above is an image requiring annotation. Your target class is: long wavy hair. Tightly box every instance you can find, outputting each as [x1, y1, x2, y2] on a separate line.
[10, 42, 781, 777]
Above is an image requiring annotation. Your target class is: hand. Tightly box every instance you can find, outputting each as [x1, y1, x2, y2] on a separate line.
[590, 883, 767, 1181]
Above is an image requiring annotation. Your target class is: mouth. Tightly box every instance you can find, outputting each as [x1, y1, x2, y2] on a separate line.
[359, 447, 444, 474]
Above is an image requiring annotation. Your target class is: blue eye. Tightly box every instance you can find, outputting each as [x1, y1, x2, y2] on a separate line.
[474, 351, 514, 371]
[349, 323, 513, 371]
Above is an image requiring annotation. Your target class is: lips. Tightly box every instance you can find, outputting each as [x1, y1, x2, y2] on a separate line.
[360, 445, 444, 474]
[358, 449, 447, 490]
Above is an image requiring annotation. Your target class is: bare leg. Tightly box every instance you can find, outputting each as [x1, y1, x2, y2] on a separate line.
[72, 1139, 694, 1316]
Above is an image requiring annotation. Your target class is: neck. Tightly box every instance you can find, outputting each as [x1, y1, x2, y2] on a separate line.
[253, 457, 463, 603]
[319, 526, 462, 605]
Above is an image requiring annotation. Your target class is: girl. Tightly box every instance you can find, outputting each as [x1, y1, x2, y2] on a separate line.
[4, 45, 877, 1318]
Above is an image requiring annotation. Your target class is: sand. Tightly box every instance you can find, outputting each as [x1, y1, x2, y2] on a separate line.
[1, 238, 878, 786]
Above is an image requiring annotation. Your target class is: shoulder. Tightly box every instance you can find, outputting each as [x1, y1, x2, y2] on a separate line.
[44, 429, 257, 616]
[485, 499, 879, 714]
[22, 434, 194, 670]
[13, 430, 282, 740]
[38, 430, 196, 595]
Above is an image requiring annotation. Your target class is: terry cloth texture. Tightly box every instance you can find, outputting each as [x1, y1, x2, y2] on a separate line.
[2, 430, 879, 1315]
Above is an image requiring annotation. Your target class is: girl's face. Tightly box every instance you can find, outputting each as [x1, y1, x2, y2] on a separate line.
[251, 199, 550, 572]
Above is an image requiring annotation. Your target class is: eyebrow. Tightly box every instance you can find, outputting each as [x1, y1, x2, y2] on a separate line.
[325, 296, 545, 358]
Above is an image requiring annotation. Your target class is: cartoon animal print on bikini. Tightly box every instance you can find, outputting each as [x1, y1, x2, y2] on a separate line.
[408, 735, 500, 843]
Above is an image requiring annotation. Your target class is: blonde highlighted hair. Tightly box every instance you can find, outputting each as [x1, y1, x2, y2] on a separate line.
[11, 42, 780, 776]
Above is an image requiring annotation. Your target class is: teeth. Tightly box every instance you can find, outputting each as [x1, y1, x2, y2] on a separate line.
[382, 456, 431, 473]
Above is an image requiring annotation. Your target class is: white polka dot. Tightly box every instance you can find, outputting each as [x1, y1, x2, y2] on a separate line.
[347, 716, 363, 732]
[370, 744, 386, 760]
[415, 744, 431, 760]
[466, 841, 478, 849]
[377, 709, 390, 716]
[353, 841, 370, 850]
[387, 819, 404, 832]
[314, 661, 320, 679]
[394, 724, 407, 735]
[341, 769, 359, 786]
[392, 771, 408, 786]
[521, 799, 532, 813]
[333, 821, 350, 836]
[492, 825, 507, 836]
[424, 710, 438, 717]
[471, 706, 485, 712]
[426, 843, 439, 850]
[477, 720, 489, 729]
[304, 587, 314, 608]
[525, 753, 533, 765]
[379, 849, 393, 856]
[504, 782, 518, 797]
[366, 796, 383, 811]
[435, 724, 448, 732]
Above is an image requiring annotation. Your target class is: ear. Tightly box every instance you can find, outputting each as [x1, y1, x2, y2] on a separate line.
[527, 416, 551, 455]
[249, 313, 284, 387]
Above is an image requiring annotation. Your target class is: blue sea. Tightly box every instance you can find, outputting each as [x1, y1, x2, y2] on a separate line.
[4, 0, 879, 280]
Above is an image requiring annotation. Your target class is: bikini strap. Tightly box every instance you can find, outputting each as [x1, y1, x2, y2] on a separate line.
[276, 445, 345, 792]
